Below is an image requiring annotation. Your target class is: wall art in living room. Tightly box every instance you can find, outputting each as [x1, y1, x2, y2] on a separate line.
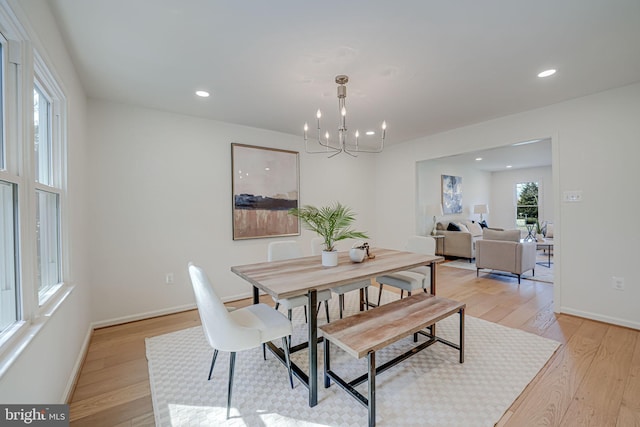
[441, 174, 463, 214]
[231, 143, 300, 239]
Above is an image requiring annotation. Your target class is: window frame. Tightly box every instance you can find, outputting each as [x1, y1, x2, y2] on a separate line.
[515, 181, 539, 231]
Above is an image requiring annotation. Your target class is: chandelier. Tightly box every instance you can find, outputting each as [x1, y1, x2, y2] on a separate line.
[303, 75, 386, 158]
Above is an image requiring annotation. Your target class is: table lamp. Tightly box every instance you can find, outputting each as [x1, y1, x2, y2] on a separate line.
[426, 204, 444, 236]
[473, 204, 488, 222]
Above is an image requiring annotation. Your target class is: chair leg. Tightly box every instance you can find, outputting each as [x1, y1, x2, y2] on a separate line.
[377, 284, 384, 306]
[407, 291, 412, 297]
[339, 294, 345, 319]
[274, 302, 280, 311]
[400, 290, 404, 299]
[304, 306, 308, 323]
[282, 337, 294, 389]
[365, 288, 369, 310]
[262, 343, 266, 360]
[227, 352, 236, 419]
[324, 300, 330, 323]
[208, 349, 219, 380]
[517, 274, 521, 284]
[476, 268, 480, 277]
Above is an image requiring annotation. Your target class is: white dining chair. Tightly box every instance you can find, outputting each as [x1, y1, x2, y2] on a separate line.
[375, 236, 435, 305]
[188, 263, 294, 419]
[311, 237, 370, 319]
[267, 241, 332, 323]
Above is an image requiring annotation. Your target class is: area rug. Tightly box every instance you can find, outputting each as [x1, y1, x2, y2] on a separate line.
[443, 252, 554, 283]
[146, 290, 559, 427]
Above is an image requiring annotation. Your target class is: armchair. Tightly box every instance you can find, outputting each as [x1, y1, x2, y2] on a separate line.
[475, 234, 536, 284]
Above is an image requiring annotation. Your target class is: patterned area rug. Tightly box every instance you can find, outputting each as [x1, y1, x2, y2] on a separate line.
[443, 251, 554, 283]
[146, 290, 559, 426]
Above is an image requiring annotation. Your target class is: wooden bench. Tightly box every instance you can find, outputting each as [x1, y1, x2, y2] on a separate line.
[319, 293, 465, 427]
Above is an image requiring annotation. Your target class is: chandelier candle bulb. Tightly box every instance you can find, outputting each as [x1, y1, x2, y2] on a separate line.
[304, 123, 308, 140]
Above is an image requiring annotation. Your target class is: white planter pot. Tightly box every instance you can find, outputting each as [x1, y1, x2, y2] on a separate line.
[322, 250, 339, 267]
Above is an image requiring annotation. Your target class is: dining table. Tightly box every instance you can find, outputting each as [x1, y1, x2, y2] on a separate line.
[230, 247, 444, 407]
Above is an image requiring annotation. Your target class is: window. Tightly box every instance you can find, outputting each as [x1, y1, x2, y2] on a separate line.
[0, 181, 18, 333]
[34, 84, 52, 185]
[516, 181, 539, 230]
[0, 18, 67, 348]
[33, 59, 65, 305]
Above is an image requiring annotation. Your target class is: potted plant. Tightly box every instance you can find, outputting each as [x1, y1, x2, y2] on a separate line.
[289, 202, 369, 267]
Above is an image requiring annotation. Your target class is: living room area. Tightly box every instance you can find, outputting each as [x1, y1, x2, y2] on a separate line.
[416, 139, 555, 284]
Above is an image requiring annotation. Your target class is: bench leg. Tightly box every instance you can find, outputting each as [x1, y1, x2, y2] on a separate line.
[323, 338, 331, 388]
[368, 351, 376, 427]
[459, 307, 465, 363]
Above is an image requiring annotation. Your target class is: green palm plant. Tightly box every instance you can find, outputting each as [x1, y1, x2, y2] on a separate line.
[289, 202, 369, 252]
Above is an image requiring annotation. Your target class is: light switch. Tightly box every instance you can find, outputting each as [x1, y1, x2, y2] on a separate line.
[563, 190, 582, 202]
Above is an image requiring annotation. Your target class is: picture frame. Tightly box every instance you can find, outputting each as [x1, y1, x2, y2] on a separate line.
[441, 174, 463, 214]
[231, 143, 300, 240]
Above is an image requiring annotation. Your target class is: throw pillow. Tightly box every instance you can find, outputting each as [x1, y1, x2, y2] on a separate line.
[455, 222, 470, 233]
[467, 221, 483, 236]
[545, 223, 554, 238]
[447, 222, 461, 231]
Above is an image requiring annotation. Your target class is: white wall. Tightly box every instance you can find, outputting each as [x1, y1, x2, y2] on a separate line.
[374, 82, 640, 329]
[416, 159, 491, 235]
[490, 166, 553, 230]
[88, 100, 377, 324]
[0, 0, 90, 403]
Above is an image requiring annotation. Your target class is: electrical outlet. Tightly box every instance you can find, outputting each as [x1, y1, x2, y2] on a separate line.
[165, 273, 174, 285]
[612, 276, 624, 291]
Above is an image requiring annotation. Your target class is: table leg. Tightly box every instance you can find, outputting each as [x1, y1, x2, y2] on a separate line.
[308, 289, 318, 407]
[252, 286, 259, 304]
[429, 262, 437, 295]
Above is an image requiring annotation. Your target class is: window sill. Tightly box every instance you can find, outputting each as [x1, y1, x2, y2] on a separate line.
[0, 284, 74, 379]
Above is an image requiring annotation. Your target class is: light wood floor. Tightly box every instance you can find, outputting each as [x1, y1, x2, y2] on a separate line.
[68, 263, 640, 427]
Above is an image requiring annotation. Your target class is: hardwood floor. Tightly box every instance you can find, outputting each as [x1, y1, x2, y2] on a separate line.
[68, 263, 640, 427]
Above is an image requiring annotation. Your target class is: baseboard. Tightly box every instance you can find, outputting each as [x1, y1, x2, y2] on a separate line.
[92, 303, 197, 329]
[62, 323, 93, 403]
[561, 306, 640, 330]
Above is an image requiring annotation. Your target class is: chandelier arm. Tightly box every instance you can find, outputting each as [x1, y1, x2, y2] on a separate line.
[343, 139, 385, 153]
[303, 75, 387, 157]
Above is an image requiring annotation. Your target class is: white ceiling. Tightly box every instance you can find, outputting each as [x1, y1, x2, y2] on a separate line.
[48, 0, 640, 147]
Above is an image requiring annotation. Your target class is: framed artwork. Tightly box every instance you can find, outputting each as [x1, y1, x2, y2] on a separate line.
[441, 174, 463, 214]
[231, 143, 300, 240]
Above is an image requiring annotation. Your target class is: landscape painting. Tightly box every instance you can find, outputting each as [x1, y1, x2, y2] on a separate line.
[231, 143, 300, 239]
[442, 174, 463, 214]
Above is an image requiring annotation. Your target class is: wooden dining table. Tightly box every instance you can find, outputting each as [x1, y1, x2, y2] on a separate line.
[230, 247, 443, 407]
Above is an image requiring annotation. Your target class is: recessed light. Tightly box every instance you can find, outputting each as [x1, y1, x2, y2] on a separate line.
[475, 157, 483, 161]
[195, 90, 210, 97]
[506, 165, 513, 168]
[537, 69, 556, 78]
[366, 131, 375, 136]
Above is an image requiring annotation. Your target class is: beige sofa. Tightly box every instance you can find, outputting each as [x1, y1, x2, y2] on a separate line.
[435, 220, 484, 261]
[475, 228, 536, 284]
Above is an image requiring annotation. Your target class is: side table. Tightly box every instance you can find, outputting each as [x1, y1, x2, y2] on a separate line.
[432, 234, 445, 256]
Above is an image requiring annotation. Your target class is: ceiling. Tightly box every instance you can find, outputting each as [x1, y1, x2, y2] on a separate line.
[431, 138, 552, 172]
[48, 0, 640, 147]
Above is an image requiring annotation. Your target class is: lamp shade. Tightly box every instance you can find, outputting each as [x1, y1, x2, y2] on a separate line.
[425, 204, 444, 216]
[473, 204, 488, 215]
